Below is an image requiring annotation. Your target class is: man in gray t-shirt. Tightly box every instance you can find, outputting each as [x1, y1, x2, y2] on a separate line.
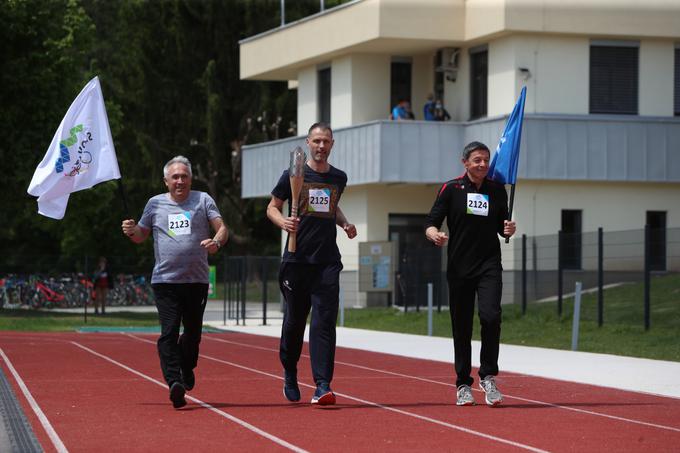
[122, 155, 228, 409]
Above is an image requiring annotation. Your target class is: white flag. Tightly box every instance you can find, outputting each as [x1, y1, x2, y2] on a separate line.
[27, 76, 121, 219]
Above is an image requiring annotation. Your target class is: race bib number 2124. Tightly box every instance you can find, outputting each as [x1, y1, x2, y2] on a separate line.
[466, 193, 489, 216]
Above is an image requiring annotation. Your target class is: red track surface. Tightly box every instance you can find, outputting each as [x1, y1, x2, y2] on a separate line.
[1, 331, 679, 452]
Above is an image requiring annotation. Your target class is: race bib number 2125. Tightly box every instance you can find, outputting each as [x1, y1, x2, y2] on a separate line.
[308, 188, 331, 213]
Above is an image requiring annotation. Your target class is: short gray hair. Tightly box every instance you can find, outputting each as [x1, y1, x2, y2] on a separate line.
[163, 155, 192, 178]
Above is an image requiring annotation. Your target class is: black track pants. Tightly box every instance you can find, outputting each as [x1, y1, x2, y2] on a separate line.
[447, 269, 502, 388]
[152, 283, 208, 387]
[278, 262, 342, 385]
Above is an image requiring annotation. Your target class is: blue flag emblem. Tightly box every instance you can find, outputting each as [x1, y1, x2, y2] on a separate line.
[488, 86, 526, 185]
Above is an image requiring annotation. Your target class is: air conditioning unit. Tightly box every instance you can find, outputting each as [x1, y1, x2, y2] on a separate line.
[434, 48, 460, 82]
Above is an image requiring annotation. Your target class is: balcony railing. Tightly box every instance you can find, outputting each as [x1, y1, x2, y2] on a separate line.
[242, 115, 680, 198]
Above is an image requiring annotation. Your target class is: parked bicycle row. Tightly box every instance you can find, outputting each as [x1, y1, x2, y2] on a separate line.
[0, 273, 154, 309]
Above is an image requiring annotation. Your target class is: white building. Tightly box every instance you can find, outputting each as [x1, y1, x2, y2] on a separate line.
[239, 0, 680, 306]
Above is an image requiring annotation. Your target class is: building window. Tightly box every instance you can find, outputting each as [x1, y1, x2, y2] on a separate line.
[589, 42, 639, 114]
[318, 66, 331, 124]
[675, 46, 680, 116]
[470, 47, 488, 120]
[647, 211, 667, 271]
[390, 58, 412, 112]
[560, 210, 582, 270]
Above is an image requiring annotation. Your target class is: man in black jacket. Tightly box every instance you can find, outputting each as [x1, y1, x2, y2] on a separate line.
[425, 141, 516, 407]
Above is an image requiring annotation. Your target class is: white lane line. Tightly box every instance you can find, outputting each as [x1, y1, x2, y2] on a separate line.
[206, 336, 680, 434]
[0, 348, 68, 453]
[127, 335, 547, 452]
[70, 341, 308, 453]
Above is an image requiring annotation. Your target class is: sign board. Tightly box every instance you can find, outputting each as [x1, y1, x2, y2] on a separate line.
[208, 265, 216, 297]
[358, 241, 395, 292]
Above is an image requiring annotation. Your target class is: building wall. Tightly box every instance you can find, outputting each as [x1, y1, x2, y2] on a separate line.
[411, 53, 434, 120]
[331, 56, 352, 128]
[488, 38, 517, 117]
[297, 67, 317, 131]
[333, 184, 440, 271]
[350, 54, 391, 124]
[241, 0, 680, 81]
[489, 34, 590, 115]
[639, 40, 675, 117]
[296, 34, 679, 126]
[514, 180, 680, 239]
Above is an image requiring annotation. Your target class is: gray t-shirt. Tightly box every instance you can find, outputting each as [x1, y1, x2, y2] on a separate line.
[138, 191, 221, 284]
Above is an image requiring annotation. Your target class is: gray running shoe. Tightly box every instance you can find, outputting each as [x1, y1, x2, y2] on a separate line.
[456, 385, 475, 406]
[479, 375, 503, 406]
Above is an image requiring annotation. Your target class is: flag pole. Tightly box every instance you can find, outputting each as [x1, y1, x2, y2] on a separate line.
[505, 184, 516, 244]
[117, 179, 131, 219]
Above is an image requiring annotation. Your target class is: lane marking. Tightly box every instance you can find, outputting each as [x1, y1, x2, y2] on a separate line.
[0, 348, 68, 453]
[205, 336, 680, 433]
[70, 341, 308, 453]
[128, 334, 547, 452]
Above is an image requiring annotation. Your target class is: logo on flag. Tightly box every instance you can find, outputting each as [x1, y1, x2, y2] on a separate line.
[55, 124, 97, 176]
[27, 76, 121, 219]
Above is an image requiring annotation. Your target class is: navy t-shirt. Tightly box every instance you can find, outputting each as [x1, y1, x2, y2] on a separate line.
[272, 163, 347, 264]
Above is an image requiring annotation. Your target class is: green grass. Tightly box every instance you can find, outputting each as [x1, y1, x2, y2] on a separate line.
[0, 309, 159, 331]
[342, 273, 680, 362]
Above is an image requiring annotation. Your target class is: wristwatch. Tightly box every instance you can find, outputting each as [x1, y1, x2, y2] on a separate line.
[212, 239, 221, 249]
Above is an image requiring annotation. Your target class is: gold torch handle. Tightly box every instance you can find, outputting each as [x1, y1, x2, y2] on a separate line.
[288, 202, 298, 252]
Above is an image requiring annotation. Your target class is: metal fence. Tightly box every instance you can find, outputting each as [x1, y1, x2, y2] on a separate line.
[221, 256, 283, 325]
[390, 225, 679, 330]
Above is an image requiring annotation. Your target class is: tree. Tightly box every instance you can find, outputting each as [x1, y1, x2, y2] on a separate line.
[1, 0, 345, 271]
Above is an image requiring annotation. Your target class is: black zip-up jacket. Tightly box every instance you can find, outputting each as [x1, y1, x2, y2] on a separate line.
[424, 173, 509, 279]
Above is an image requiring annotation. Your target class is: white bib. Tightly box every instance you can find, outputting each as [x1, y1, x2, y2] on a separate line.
[168, 212, 191, 236]
[466, 193, 489, 216]
[307, 188, 331, 213]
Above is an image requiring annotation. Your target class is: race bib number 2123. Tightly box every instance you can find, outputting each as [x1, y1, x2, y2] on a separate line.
[168, 212, 191, 236]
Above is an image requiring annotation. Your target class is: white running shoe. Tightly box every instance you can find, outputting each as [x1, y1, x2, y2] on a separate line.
[479, 375, 503, 406]
[456, 384, 475, 406]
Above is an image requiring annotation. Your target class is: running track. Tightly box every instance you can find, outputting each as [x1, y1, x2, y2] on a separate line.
[1, 331, 679, 452]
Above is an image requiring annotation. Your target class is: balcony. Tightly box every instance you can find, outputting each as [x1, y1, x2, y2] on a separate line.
[241, 115, 680, 198]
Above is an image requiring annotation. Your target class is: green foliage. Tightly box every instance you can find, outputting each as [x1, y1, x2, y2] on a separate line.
[1, 0, 345, 270]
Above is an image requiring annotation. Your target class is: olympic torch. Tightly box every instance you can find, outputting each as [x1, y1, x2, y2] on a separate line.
[288, 146, 306, 253]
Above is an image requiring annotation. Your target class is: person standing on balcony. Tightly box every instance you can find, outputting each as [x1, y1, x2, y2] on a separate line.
[390, 99, 412, 121]
[433, 99, 451, 121]
[424, 141, 516, 407]
[267, 122, 357, 406]
[121, 155, 228, 409]
[423, 93, 436, 121]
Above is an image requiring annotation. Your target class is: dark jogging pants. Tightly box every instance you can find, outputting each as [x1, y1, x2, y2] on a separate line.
[278, 261, 342, 386]
[152, 283, 208, 387]
[447, 268, 502, 388]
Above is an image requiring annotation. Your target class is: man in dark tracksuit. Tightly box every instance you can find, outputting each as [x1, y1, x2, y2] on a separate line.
[267, 122, 357, 405]
[425, 141, 516, 407]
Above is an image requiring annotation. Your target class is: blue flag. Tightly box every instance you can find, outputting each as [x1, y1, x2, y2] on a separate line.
[488, 86, 526, 185]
